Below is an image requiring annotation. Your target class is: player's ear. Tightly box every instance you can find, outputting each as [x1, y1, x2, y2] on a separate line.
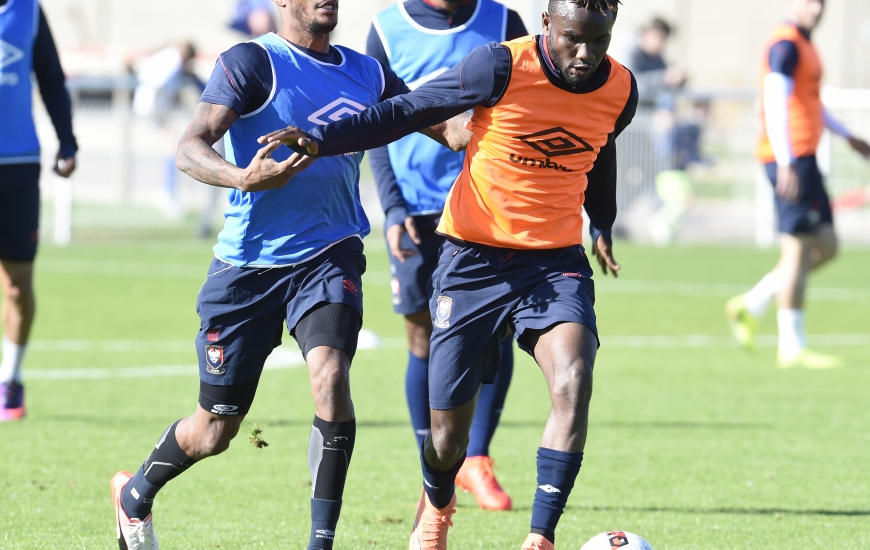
[542, 11, 551, 33]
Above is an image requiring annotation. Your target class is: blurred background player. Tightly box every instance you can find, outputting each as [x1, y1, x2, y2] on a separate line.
[229, 0, 277, 37]
[622, 17, 685, 108]
[727, 0, 870, 368]
[129, 41, 205, 221]
[366, 0, 527, 511]
[0, 0, 77, 421]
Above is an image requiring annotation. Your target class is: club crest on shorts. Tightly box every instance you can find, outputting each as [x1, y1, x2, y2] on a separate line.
[390, 277, 401, 305]
[434, 296, 453, 328]
[205, 345, 225, 375]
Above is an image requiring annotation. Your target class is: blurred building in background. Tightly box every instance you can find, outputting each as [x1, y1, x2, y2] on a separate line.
[34, 0, 870, 244]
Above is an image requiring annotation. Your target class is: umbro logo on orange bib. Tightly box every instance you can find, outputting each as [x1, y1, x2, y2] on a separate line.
[518, 127, 593, 158]
[508, 127, 593, 173]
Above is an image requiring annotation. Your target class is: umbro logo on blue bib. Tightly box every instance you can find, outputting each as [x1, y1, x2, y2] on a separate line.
[308, 98, 367, 126]
[0, 39, 24, 71]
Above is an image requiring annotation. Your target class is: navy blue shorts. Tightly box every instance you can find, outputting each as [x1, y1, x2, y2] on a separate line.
[0, 163, 40, 262]
[428, 240, 597, 409]
[386, 214, 444, 315]
[195, 237, 365, 386]
[765, 156, 833, 235]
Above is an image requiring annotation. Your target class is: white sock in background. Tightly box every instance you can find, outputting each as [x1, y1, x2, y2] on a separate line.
[0, 337, 26, 385]
[743, 271, 779, 319]
[777, 309, 807, 360]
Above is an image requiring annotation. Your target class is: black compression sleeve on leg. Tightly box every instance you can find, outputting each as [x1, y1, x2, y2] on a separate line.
[295, 302, 362, 362]
[142, 420, 197, 487]
[308, 416, 356, 501]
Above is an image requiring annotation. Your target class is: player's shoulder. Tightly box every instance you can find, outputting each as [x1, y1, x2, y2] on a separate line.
[218, 40, 270, 67]
[767, 23, 804, 44]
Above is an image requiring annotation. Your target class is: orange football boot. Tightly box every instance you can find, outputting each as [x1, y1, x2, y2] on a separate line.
[521, 533, 554, 550]
[409, 492, 456, 550]
[455, 456, 512, 511]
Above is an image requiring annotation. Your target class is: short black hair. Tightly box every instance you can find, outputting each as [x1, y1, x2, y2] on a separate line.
[647, 17, 672, 36]
[547, 0, 620, 16]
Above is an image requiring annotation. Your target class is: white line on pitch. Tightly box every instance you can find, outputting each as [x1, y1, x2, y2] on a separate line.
[603, 333, 870, 348]
[22, 333, 869, 381]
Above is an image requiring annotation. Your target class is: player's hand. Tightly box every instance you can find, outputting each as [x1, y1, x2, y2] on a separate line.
[591, 233, 620, 278]
[848, 136, 870, 160]
[386, 216, 421, 262]
[258, 126, 320, 156]
[53, 155, 76, 178]
[239, 141, 315, 192]
[775, 164, 800, 202]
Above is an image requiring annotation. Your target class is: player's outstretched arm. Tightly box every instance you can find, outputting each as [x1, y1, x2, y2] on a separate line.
[262, 43, 508, 157]
[178, 102, 315, 192]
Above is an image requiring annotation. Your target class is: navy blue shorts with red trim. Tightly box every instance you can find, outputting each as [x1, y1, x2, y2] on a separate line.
[765, 155, 833, 235]
[428, 239, 597, 410]
[195, 237, 365, 386]
[0, 163, 40, 262]
[386, 214, 444, 315]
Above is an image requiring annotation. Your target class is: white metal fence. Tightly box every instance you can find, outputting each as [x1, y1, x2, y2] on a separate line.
[35, 82, 870, 246]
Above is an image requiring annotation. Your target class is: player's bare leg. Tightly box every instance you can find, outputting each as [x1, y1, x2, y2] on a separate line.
[305, 346, 356, 550]
[518, 322, 597, 550]
[410, 395, 477, 550]
[405, 311, 513, 511]
[727, 224, 837, 354]
[774, 224, 840, 368]
[0, 260, 35, 420]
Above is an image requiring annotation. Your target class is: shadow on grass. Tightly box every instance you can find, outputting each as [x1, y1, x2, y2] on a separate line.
[507, 504, 870, 517]
[38, 416, 770, 432]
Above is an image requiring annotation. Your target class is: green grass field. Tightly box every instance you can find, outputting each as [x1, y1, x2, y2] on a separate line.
[1, 239, 869, 549]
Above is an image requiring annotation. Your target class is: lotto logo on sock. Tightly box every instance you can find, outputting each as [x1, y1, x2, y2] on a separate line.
[537, 484, 561, 494]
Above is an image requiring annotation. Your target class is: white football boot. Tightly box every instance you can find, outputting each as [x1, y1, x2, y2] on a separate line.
[111, 471, 159, 549]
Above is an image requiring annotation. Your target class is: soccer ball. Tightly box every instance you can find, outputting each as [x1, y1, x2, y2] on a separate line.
[579, 531, 653, 550]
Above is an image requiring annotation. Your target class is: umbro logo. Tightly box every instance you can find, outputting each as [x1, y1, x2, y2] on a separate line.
[0, 39, 24, 71]
[538, 484, 561, 493]
[315, 529, 335, 539]
[518, 127, 593, 158]
[308, 98, 367, 125]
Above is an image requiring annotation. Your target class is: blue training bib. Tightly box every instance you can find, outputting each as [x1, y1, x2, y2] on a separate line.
[215, 33, 385, 267]
[0, 0, 40, 164]
[373, 0, 507, 214]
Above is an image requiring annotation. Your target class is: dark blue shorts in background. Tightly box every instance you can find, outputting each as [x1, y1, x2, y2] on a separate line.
[428, 240, 597, 410]
[195, 237, 365, 386]
[0, 163, 40, 262]
[386, 214, 444, 315]
[765, 156, 833, 235]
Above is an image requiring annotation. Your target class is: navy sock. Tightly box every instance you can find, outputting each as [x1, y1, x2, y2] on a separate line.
[468, 337, 514, 457]
[421, 445, 465, 509]
[121, 420, 196, 520]
[530, 447, 584, 543]
[308, 498, 342, 550]
[307, 417, 355, 550]
[405, 352, 431, 448]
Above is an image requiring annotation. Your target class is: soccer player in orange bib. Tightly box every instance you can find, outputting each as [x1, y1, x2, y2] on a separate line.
[261, 0, 636, 547]
[726, 0, 870, 368]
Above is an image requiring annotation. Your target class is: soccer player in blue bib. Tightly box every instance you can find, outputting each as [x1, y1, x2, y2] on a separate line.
[109, 1, 467, 548]
[366, 0, 527, 511]
[0, 0, 77, 421]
